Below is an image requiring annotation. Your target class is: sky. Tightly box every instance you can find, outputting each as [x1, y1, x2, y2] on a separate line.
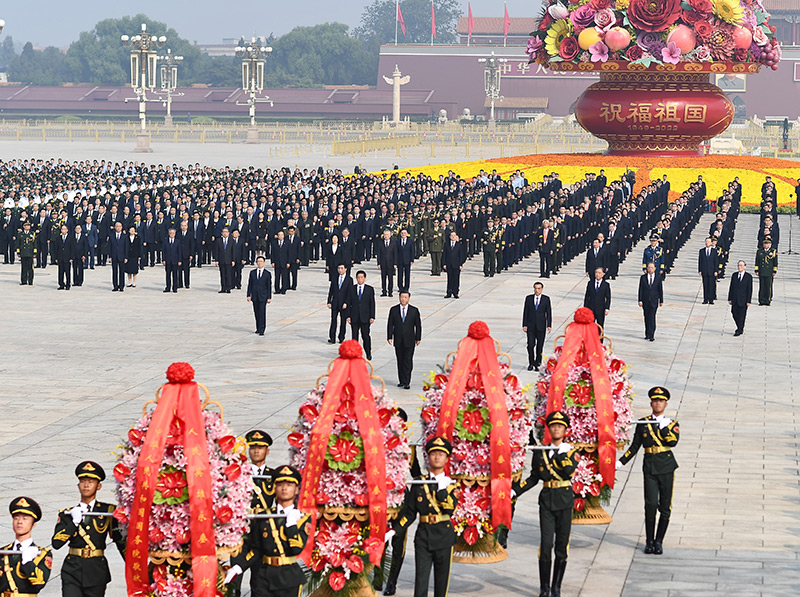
[1, 0, 533, 50]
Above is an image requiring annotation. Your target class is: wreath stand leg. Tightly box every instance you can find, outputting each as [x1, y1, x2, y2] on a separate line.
[572, 496, 613, 525]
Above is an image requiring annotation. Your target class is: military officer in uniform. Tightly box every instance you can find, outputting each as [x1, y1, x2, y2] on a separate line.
[427, 222, 444, 276]
[16, 220, 37, 286]
[754, 236, 777, 306]
[2, 497, 52, 595]
[391, 437, 457, 597]
[642, 234, 665, 278]
[617, 386, 679, 555]
[514, 411, 578, 597]
[225, 466, 311, 597]
[481, 220, 497, 277]
[246, 430, 275, 513]
[51, 461, 125, 597]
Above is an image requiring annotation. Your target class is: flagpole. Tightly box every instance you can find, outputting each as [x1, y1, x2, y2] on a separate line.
[431, 0, 434, 46]
[504, 1, 508, 47]
[395, 0, 399, 46]
[467, 2, 471, 47]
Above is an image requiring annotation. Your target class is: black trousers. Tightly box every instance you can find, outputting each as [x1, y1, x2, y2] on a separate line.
[275, 266, 289, 293]
[539, 505, 572, 562]
[143, 243, 156, 267]
[179, 261, 190, 287]
[251, 582, 302, 597]
[397, 264, 411, 290]
[329, 308, 347, 342]
[111, 260, 125, 290]
[758, 275, 773, 305]
[20, 256, 34, 284]
[445, 267, 460, 297]
[36, 240, 48, 267]
[413, 541, 452, 597]
[58, 260, 72, 288]
[394, 343, 415, 386]
[233, 263, 243, 288]
[383, 527, 408, 587]
[252, 299, 267, 333]
[73, 260, 85, 286]
[288, 264, 298, 290]
[731, 303, 748, 333]
[219, 264, 233, 291]
[380, 267, 394, 294]
[644, 470, 674, 537]
[539, 250, 551, 277]
[483, 249, 495, 276]
[594, 309, 606, 330]
[642, 304, 658, 339]
[61, 576, 107, 597]
[527, 329, 546, 367]
[165, 264, 179, 291]
[351, 321, 372, 358]
[701, 273, 716, 302]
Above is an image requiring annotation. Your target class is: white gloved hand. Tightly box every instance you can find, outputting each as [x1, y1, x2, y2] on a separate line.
[223, 565, 242, 585]
[70, 506, 83, 525]
[21, 545, 39, 564]
[285, 508, 303, 528]
[658, 417, 672, 429]
[615, 460, 622, 470]
[511, 490, 517, 499]
[437, 476, 453, 491]
[558, 443, 572, 454]
[384, 529, 396, 543]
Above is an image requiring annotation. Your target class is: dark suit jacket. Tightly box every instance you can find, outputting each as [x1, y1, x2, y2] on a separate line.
[397, 238, 415, 265]
[387, 304, 422, 347]
[286, 235, 301, 264]
[162, 238, 181, 265]
[271, 239, 290, 267]
[231, 238, 245, 263]
[522, 294, 552, 332]
[442, 240, 466, 269]
[73, 233, 89, 258]
[54, 234, 76, 263]
[638, 273, 663, 307]
[585, 247, 608, 274]
[376, 239, 398, 269]
[728, 271, 753, 306]
[108, 232, 129, 262]
[339, 238, 355, 267]
[216, 237, 235, 265]
[178, 230, 194, 259]
[142, 220, 157, 244]
[348, 283, 376, 323]
[325, 244, 345, 272]
[584, 279, 611, 313]
[328, 275, 353, 310]
[247, 268, 273, 302]
[698, 247, 719, 274]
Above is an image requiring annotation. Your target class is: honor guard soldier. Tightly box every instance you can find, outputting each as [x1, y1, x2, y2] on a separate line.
[481, 220, 497, 277]
[51, 461, 125, 597]
[2, 497, 52, 596]
[514, 411, 578, 597]
[427, 222, 444, 276]
[754, 236, 777, 306]
[642, 234, 665, 278]
[246, 430, 275, 513]
[16, 220, 37, 286]
[225, 466, 311, 597]
[390, 436, 457, 597]
[617, 386, 679, 555]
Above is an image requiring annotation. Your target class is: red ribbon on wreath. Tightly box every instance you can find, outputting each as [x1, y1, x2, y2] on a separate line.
[545, 308, 616, 489]
[125, 363, 217, 597]
[436, 321, 512, 530]
[298, 341, 388, 566]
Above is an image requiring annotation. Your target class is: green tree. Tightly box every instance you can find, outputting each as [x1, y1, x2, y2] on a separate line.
[8, 42, 68, 85]
[0, 37, 16, 70]
[355, 0, 462, 45]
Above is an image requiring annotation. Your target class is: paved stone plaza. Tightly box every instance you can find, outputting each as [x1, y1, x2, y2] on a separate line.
[0, 152, 798, 594]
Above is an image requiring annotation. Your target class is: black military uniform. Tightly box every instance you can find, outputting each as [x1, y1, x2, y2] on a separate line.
[754, 237, 777, 306]
[393, 437, 458, 597]
[481, 224, 497, 277]
[618, 386, 680, 555]
[515, 411, 578, 597]
[16, 222, 37, 285]
[51, 462, 125, 597]
[2, 497, 53, 595]
[232, 466, 311, 597]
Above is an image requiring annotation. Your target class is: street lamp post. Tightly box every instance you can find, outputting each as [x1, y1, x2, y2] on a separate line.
[235, 38, 273, 144]
[478, 52, 507, 130]
[121, 23, 166, 152]
[158, 49, 184, 127]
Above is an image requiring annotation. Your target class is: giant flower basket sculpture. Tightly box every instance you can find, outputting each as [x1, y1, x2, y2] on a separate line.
[420, 321, 532, 563]
[289, 340, 410, 596]
[115, 363, 252, 597]
[532, 308, 634, 524]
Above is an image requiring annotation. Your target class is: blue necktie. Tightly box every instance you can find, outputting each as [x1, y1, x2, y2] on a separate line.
[358, 286, 362, 301]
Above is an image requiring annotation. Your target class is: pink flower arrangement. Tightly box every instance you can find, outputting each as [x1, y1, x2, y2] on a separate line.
[590, 41, 610, 62]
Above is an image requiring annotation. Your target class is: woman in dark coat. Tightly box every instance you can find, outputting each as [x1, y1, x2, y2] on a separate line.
[125, 225, 141, 286]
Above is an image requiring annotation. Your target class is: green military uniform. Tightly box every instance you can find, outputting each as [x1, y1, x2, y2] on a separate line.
[232, 466, 310, 597]
[16, 224, 37, 285]
[514, 411, 577, 597]
[754, 239, 777, 306]
[393, 437, 458, 597]
[51, 461, 125, 597]
[428, 227, 444, 276]
[618, 386, 679, 555]
[2, 497, 53, 596]
[481, 225, 497, 277]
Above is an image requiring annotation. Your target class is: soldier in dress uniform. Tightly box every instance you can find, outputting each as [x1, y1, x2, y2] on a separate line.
[427, 222, 444, 276]
[1, 497, 52, 596]
[754, 236, 777, 306]
[16, 221, 37, 286]
[51, 461, 125, 597]
[642, 234, 664, 278]
[514, 411, 578, 597]
[617, 386, 679, 555]
[246, 430, 275, 513]
[481, 220, 497, 277]
[391, 437, 457, 597]
[225, 466, 311, 597]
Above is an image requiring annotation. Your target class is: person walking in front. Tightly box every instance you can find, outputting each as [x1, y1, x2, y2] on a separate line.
[108, 222, 128, 292]
[247, 256, 272, 335]
[387, 290, 422, 389]
[347, 270, 376, 359]
[728, 260, 753, 336]
[442, 231, 465, 299]
[162, 228, 181, 293]
[522, 281, 552, 371]
[327, 264, 351, 344]
[125, 225, 141, 288]
[584, 267, 611, 329]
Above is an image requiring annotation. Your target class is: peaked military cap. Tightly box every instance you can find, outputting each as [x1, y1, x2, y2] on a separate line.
[648, 386, 671, 400]
[10, 497, 42, 521]
[396, 407, 408, 423]
[650, 234, 659, 240]
[273, 465, 301, 485]
[546, 411, 570, 428]
[425, 436, 452, 456]
[763, 236, 772, 242]
[245, 430, 273, 447]
[75, 461, 106, 481]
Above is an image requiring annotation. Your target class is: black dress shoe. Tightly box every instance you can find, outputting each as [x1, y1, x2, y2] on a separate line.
[258, 332, 264, 336]
[397, 383, 404, 387]
[649, 338, 655, 342]
[383, 581, 397, 596]
[453, 295, 459, 299]
[226, 290, 231, 294]
[218, 290, 226, 294]
[527, 365, 534, 371]
[652, 542, 663, 555]
[172, 290, 178, 293]
[644, 542, 655, 554]
[404, 385, 410, 390]
[444, 294, 451, 299]
[327, 339, 336, 344]
[381, 292, 387, 297]
[534, 365, 540, 371]
[733, 330, 742, 337]
[163, 289, 170, 293]
[702, 300, 708, 304]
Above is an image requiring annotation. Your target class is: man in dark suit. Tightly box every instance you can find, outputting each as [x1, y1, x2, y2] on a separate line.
[396, 229, 415, 291]
[54, 224, 76, 290]
[538, 220, 555, 278]
[108, 221, 129, 291]
[95, 207, 111, 266]
[728, 260, 753, 336]
[327, 264, 351, 344]
[605, 222, 621, 280]
[231, 229, 246, 289]
[191, 212, 205, 268]
[698, 236, 719, 304]
[584, 267, 611, 329]
[286, 226, 301, 290]
[215, 228, 234, 293]
[142, 213, 157, 268]
[178, 221, 194, 288]
[162, 228, 181, 293]
[638, 262, 664, 341]
[271, 230, 290, 295]
[84, 215, 98, 269]
[35, 209, 50, 268]
[247, 256, 273, 335]
[376, 230, 397, 297]
[442, 231, 466, 299]
[347, 270, 376, 359]
[522, 281, 552, 371]
[387, 290, 422, 389]
[72, 224, 88, 287]
[585, 238, 607, 277]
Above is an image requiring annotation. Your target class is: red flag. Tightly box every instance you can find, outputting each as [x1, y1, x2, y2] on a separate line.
[431, 0, 437, 39]
[397, 1, 406, 36]
[504, 2, 511, 41]
[468, 2, 474, 40]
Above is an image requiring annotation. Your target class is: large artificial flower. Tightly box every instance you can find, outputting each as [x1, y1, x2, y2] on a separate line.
[560, 35, 581, 60]
[627, 0, 682, 32]
[638, 30, 666, 55]
[527, 36, 544, 59]
[626, 44, 644, 60]
[546, 19, 574, 57]
[615, 0, 630, 9]
[662, 40, 682, 63]
[590, 40, 610, 62]
[694, 44, 712, 60]
[570, 4, 598, 32]
[694, 20, 714, 39]
[752, 25, 768, 45]
[594, 8, 616, 31]
[548, 2, 570, 20]
[705, 23, 736, 59]
[713, 0, 744, 24]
